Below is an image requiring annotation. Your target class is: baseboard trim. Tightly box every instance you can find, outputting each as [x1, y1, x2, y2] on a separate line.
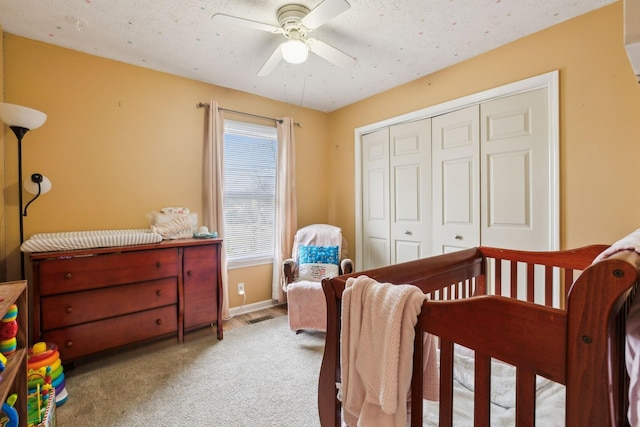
[229, 299, 284, 317]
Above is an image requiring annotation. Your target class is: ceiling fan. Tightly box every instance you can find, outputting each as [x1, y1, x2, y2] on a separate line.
[212, 0, 357, 76]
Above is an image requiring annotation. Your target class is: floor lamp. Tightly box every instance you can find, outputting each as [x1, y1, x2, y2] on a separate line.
[0, 103, 48, 279]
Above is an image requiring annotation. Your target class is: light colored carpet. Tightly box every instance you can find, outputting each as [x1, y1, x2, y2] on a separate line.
[55, 316, 325, 426]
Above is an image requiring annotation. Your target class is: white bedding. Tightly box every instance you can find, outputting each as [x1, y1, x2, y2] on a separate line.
[340, 345, 566, 426]
[422, 375, 565, 426]
[421, 346, 566, 426]
[20, 228, 164, 253]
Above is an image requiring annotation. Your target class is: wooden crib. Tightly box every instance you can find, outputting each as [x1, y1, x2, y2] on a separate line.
[318, 245, 638, 426]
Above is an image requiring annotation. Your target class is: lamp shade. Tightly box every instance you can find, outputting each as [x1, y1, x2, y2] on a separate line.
[282, 39, 308, 64]
[24, 174, 52, 195]
[0, 103, 47, 130]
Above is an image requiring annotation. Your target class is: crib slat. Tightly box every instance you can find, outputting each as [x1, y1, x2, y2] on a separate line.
[476, 269, 487, 295]
[439, 339, 455, 427]
[515, 369, 536, 427]
[494, 258, 502, 295]
[511, 260, 518, 298]
[410, 329, 424, 427]
[545, 265, 553, 307]
[474, 353, 491, 427]
[527, 263, 535, 302]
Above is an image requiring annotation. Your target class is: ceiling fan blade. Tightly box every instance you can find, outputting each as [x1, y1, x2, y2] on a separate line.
[301, 0, 351, 30]
[212, 13, 282, 33]
[257, 44, 284, 76]
[307, 38, 357, 68]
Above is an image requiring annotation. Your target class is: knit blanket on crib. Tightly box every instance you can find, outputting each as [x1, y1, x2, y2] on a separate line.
[341, 275, 439, 427]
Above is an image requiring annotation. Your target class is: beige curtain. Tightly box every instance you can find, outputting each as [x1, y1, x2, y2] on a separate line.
[203, 100, 230, 319]
[272, 117, 297, 302]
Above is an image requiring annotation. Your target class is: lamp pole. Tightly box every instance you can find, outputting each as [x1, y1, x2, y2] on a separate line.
[10, 125, 29, 279]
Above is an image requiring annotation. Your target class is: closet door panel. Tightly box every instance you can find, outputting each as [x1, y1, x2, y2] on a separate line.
[389, 119, 432, 264]
[362, 129, 390, 269]
[432, 105, 480, 254]
[481, 87, 550, 250]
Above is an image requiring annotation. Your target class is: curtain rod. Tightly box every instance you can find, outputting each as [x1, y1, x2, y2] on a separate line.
[197, 102, 301, 127]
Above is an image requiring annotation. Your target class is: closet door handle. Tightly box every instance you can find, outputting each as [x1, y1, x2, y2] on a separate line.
[404, 230, 412, 236]
[454, 235, 463, 240]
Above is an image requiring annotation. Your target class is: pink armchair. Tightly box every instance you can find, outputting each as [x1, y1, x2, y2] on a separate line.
[284, 224, 353, 332]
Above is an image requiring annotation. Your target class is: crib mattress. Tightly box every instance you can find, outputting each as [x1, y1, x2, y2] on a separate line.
[422, 346, 566, 426]
[20, 229, 164, 253]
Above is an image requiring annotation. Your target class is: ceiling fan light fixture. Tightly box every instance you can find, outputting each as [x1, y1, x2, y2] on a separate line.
[282, 39, 308, 64]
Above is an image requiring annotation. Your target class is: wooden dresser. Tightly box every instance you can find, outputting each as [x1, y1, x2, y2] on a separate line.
[29, 238, 223, 362]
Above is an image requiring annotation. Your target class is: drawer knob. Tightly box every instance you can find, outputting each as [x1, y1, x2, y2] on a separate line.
[156, 318, 163, 326]
[65, 340, 73, 348]
[187, 270, 193, 277]
[156, 290, 162, 297]
[66, 306, 73, 314]
[64, 272, 73, 279]
[156, 261, 162, 268]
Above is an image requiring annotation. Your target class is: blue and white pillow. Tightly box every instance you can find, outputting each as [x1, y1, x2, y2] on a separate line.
[298, 245, 339, 265]
[297, 245, 340, 280]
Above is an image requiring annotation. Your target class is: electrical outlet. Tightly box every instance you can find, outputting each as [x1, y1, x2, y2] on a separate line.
[237, 282, 245, 296]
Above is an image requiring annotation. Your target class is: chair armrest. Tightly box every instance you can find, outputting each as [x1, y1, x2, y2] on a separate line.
[283, 258, 297, 284]
[341, 258, 354, 275]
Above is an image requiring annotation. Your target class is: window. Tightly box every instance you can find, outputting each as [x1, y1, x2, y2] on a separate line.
[223, 120, 277, 268]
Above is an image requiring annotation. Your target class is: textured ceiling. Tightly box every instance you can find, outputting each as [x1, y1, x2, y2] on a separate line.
[0, 0, 616, 112]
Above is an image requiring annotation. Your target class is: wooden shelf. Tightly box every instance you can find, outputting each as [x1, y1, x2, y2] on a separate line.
[0, 280, 28, 427]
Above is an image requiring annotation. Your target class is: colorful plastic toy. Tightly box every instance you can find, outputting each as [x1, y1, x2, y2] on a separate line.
[28, 342, 68, 407]
[0, 305, 18, 356]
[26, 369, 52, 427]
[0, 394, 19, 427]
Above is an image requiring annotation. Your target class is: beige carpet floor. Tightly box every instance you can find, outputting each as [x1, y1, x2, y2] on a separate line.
[55, 315, 325, 426]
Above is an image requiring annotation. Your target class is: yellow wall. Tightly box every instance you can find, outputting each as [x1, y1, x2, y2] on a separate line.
[3, 3, 640, 307]
[1, 34, 330, 305]
[328, 2, 640, 251]
[0, 24, 6, 279]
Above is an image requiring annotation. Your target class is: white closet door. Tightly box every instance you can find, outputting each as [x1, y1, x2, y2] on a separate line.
[432, 105, 480, 254]
[362, 128, 390, 270]
[480, 87, 550, 250]
[389, 119, 432, 263]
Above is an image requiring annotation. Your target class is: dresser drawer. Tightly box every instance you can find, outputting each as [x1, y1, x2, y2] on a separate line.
[38, 248, 178, 295]
[40, 277, 177, 330]
[43, 305, 178, 362]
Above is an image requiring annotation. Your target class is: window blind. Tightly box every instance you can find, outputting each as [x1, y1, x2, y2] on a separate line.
[223, 120, 277, 264]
